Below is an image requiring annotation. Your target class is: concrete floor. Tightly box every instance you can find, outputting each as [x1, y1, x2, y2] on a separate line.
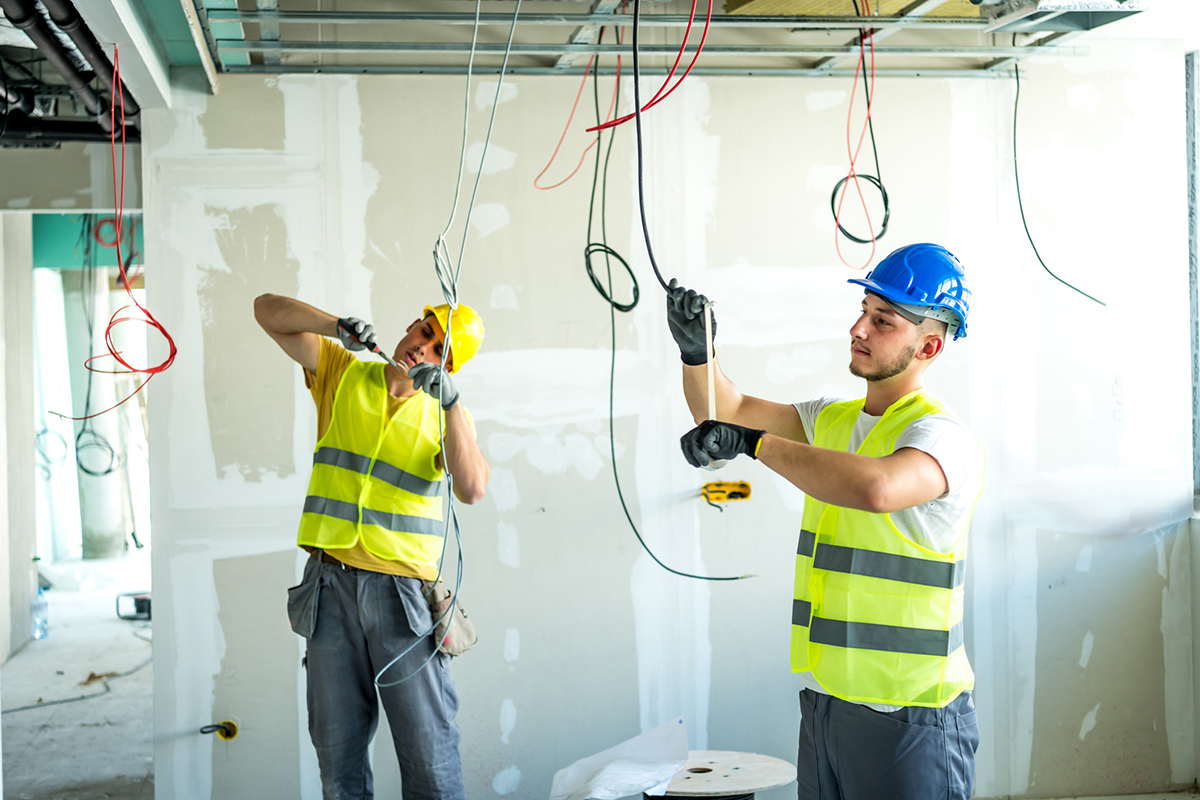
[1, 551, 152, 800]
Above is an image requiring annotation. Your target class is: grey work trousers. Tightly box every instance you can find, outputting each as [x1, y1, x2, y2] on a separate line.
[287, 556, 465, 800]
[797, 689, 978, 800]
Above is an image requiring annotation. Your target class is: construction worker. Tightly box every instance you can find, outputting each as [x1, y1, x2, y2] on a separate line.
[668, 244, 985, 800]
[254, 294, 489, 800]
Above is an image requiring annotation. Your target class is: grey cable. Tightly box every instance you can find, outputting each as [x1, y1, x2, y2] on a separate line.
[2, 651, 151, 715]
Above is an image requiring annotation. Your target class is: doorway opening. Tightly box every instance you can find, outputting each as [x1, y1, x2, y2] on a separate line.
[2, 211, 153, 800]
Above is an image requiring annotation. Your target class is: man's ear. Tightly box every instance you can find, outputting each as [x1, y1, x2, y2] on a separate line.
[405, 318, 421, 333]
[918, 333, 944, 361]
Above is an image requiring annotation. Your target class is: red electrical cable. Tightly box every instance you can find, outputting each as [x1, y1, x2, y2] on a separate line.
[585, 0, 712, 133]
[834, 0, 879, 270]
[53, 45, 177, 423]
[94, 217, 120, 248]
[533, 30, 624, 192]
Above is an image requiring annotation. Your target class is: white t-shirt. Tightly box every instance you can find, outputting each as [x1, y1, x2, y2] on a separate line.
[790, 395, 986, 711]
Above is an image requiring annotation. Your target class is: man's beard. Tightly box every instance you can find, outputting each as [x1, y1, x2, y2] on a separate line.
[849, 343, 917, 382]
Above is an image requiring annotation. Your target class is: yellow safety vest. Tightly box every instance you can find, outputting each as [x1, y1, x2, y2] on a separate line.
[790, 390, 980, 708]
[297, 359, 446, 570]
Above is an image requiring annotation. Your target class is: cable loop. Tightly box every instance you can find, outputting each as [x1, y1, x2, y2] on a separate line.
[830, 174, 889, 244]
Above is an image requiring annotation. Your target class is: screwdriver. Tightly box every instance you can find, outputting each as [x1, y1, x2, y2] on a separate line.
[337, 320, 406, 373]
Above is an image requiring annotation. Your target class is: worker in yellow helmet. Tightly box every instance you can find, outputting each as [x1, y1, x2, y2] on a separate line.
[254, 294, 488, 800]
[668, 244, 985, 800]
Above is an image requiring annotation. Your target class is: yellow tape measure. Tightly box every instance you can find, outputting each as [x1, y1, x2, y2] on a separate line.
[701, 481, 751, 504]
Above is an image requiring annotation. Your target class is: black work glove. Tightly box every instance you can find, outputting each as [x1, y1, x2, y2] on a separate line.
[680, 420, 766, 468]
[337, 317, 377, 352]
[666, 278, 716, 366]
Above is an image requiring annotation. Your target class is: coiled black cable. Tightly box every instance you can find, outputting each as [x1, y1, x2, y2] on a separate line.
[831, 0, 890, 245]
[585, 29, 639, 313]
[75, 215, 122, 477]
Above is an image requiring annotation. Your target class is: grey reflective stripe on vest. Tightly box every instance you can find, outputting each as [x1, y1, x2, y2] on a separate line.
[814, 544, 965, 590]
[809, 617, 964, 657]
[797, 529, 817, 557]
[792, 599, 812, 627]
[303, 496, 444, 538]
[313, 447, 441, 497]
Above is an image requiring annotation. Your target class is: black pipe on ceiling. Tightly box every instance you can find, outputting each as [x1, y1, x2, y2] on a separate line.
[0, 111, 137, 143]
[40, 0, 140, 125]
[1, 79, 34, 115]
[0, 0, 110, 130]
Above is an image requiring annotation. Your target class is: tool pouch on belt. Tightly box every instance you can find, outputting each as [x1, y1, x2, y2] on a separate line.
[421, 580, 477, 656]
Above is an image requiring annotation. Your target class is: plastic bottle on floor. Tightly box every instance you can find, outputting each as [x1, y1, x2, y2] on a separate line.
[31, 587, 48, 640]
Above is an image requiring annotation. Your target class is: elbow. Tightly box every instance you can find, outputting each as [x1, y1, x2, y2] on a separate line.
[859, 474, 894, 514]
[253, 293, 275, 325]
[457, 484, 486, 505]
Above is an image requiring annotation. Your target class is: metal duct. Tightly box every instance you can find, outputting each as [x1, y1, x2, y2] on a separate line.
[978, 0, 1145, 31]
[0, 0, 110, 129]
[40, 0, 139, 124]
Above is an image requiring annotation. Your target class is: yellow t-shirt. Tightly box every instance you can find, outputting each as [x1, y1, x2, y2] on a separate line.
[302, 338, 474, 578]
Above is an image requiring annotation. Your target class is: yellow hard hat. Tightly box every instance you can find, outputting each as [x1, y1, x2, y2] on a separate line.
[423, 303, 484, 373]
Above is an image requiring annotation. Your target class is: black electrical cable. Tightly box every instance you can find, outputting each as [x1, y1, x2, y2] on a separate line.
[617, 8, 749, 582]
[1012, 59, 1105, 306]
[630, 0, 671, 294]
[74, 215, 122, 477]
[831, 174, 889, 244]
[831, 0, 889, 245]
[585, 28, 638, 313]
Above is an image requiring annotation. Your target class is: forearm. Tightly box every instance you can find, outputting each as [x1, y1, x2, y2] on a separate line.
[254, 294, 339, 337]
[756, 435, 889, 512]
[441, 406, 489, 504]
[681, 358, 743, 424]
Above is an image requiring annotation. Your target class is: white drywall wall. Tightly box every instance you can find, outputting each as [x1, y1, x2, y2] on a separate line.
[0, 213, 38, 667]
[142, 34, 1194, 799]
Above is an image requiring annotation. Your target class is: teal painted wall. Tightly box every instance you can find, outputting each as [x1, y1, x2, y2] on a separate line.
[32, 213, 144, 270]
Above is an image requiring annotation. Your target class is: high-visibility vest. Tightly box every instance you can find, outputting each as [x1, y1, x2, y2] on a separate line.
[297, 360, 446, 569]
[790, 390, 980, 708]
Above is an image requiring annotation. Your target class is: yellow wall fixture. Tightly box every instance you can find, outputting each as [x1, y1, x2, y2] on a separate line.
[200, 720, 239, 741]
[702, 482, 752, 505]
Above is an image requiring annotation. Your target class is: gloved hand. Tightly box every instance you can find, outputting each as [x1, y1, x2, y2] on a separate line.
[337, 317, 377, 352]
[680, 420, 765, 468]
[666, 278, 716, 366]
[408, 362, 460, 409]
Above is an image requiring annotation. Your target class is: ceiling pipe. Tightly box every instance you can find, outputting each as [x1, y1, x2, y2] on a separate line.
[40, 0, 139, 125]
[0, 0, 110, 130]
[1, 79, 34, 114]
[0, 109, 137, 142]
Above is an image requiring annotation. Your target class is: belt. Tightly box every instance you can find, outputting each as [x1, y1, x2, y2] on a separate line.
[310, 548, 367, 572]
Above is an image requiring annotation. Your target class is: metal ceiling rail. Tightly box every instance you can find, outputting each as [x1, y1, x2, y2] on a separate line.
[223, 64, 1017, 78]
[814, 0, 952, 71]
[203, 10, 990, 31]
[216, 40, 1084, 58]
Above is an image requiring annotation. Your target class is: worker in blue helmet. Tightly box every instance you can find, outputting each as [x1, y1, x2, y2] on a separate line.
[668, 243, 985, 800]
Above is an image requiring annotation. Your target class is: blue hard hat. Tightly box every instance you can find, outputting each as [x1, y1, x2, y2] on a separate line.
[847, 243, 972, 340]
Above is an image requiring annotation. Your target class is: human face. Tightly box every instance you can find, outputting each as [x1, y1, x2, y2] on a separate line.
[393, 314, 447, 371]
[848, 294, 922, 382]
